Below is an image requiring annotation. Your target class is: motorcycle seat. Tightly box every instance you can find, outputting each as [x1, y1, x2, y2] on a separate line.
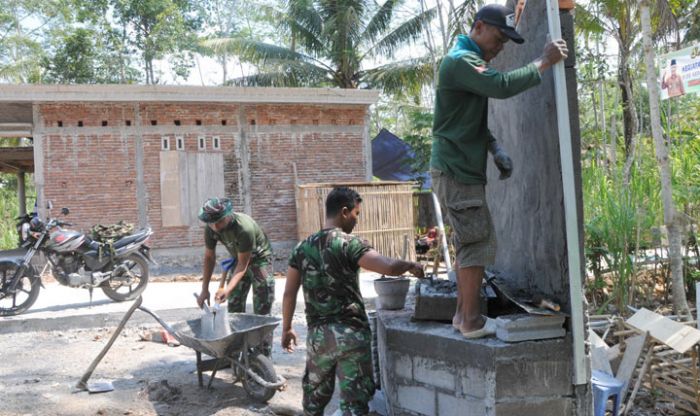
[112, 229, 150, 249]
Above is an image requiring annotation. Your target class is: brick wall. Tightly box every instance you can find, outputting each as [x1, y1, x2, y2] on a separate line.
[37, 101, 369, 249]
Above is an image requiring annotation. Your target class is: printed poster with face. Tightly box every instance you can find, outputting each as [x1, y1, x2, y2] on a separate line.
[659, 44, 700, 100]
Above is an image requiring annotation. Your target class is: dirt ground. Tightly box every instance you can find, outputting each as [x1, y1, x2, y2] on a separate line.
[0, 320, 314, 416]
[0, 280, 329, 416]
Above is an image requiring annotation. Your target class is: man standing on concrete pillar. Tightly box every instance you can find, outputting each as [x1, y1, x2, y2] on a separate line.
[196, 197, 275, 353]
[430, 4, 568, 338]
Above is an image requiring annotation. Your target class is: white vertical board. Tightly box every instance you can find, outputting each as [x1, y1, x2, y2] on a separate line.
[544, 0, 587, 385]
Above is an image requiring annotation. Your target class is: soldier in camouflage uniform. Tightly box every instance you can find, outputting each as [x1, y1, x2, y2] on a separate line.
[282, 187, 424, 416]
[196, 197, 275, 354]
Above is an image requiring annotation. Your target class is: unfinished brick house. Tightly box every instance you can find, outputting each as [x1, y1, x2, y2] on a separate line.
[0, 85, 378, 265]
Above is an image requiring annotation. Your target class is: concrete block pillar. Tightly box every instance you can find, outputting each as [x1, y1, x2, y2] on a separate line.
[17, 170, 26, 216]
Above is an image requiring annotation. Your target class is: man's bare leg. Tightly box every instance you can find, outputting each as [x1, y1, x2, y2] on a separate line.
[452, 261, 463, 329]
[457, 265, 485, 333]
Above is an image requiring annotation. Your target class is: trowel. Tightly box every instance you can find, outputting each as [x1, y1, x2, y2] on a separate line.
[80, 379, 115, 394]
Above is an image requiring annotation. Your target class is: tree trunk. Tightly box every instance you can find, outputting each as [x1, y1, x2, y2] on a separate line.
[420, 0, 439, 89]
[609, 90, 618, 171]
[641, 2, 691, 318]
[618, 49, 638, 185]
[619, 59, 637, 156]
[220, 53, 227, 85]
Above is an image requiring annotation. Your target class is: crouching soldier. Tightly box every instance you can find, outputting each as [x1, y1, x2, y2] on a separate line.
[281, 187, 424, 415]
[196, 197, 275, 355]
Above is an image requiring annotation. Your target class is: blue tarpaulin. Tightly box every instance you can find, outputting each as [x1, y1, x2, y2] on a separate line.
[371, 128, 431, 189]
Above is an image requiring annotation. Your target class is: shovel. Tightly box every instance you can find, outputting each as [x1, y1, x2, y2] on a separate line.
[74, 296, 143, 393]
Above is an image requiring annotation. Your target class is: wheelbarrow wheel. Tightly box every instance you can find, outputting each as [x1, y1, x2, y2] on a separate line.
[242, 353, 277, 402]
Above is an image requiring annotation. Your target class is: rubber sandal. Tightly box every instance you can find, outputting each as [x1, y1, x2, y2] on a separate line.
[460, 317, 497, 339]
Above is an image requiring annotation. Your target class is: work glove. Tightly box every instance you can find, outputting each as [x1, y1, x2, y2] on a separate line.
[488, 141, 513, 180]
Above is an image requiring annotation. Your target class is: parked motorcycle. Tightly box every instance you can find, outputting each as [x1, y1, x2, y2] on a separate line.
[0, 205, 155, 316]
[15, 212, 34, 247]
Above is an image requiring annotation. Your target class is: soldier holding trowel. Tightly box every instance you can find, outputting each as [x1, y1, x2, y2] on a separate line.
[281, 187, 424, 416]
[196, 197, 275, 354]
[430, 4, 568, 338]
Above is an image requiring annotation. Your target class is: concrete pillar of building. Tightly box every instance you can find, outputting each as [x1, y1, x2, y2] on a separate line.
[134, 103, 148, 228]
[17, 170, 26, 216]
[364, 107, 373, 181]
[31, 103, 46, 220]
[236, 106, 252, 215]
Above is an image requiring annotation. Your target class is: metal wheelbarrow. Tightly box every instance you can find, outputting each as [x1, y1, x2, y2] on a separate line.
[140, 305, 286, 402]
[76, 297, 286, 402]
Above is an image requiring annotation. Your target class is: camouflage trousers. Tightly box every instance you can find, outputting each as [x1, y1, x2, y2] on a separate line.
[303, 323, 375, 416]
[225, 261, 275, 355]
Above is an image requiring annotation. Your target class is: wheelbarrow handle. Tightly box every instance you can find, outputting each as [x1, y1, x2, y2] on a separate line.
[137, 304, 183, 344]
[76, 296, 143, 391]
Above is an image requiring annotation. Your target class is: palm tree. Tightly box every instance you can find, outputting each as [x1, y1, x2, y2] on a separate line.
[204, 0, 437, 94]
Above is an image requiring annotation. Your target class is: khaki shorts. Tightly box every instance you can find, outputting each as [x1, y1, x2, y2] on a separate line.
[431, 169, 496, 268]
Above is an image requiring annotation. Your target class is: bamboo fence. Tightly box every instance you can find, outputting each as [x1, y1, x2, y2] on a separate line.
[296, 181, 416, 261]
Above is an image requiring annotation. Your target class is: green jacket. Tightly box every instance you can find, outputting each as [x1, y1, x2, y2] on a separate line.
[204, 213, 272, 266]
[431, 35, 542, 185]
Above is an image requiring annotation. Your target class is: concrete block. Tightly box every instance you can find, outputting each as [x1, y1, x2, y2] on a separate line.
[413, 292, 457, 322]
[413, 356, 456, 392]
[438, 393, 487, 416]
[458, 366, 491, 399]
[413, 279, 457, 322]
[495, 397, 573, 416]
[413, 279, 486, 322]
[397, 385, 436, 416]
[394, 353, 413, 380]
[495, 314, 566, 342]
[495, 359, 572, 398]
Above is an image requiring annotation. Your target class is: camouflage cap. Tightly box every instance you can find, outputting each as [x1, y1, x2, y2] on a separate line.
[198, 197, 233, 223]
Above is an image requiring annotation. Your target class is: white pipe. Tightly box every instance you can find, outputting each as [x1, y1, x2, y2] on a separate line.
[544, 0, 588, 386]
[431, 192, 454, 280]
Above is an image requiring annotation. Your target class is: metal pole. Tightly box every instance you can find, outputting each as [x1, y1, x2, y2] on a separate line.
[431, 192, 453, 280]
[544, 0, 587, 386]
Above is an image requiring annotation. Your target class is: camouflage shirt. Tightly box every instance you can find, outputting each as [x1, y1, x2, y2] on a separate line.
[204, 213, 273, 266]
[288, 228, 372, 330]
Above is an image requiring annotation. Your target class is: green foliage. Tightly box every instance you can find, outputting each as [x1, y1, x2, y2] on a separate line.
[0, 173, 36, 250]
[109, 0, 203, 83]
[41, 28, 97, 83]
[40, 27, 139, 83]
[401, 108, 433, 185]
[0, 0, 72, 82]
[581, 93, 700, 311]
[205, 0, 437, 92]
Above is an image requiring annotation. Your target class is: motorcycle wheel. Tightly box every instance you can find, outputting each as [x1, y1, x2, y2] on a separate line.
[101, 253, 149, 302]
[0, 263, 40, 316]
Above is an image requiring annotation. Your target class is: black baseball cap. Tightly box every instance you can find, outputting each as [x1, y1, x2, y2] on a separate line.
[475, 4, 524, 44]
